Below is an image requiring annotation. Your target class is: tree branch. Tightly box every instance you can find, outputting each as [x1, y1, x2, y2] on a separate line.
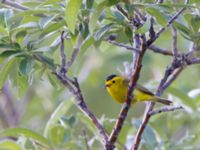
[60, 31, 67, 74]
[149, 105, 184, 116]
[107, 35, 147, 149]
[65, 36, 82, 72]
[55, 74, 109, 146]
[147, 0, 189, 47]
[1, 0, 28, 11]
[132, 1, 189, 149]
[172, 27, 178, 57]
[106, 39, 173, 56]
[116, 4, 129, 19]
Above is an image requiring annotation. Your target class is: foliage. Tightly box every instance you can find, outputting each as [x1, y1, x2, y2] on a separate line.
[0, 0, 200, 149]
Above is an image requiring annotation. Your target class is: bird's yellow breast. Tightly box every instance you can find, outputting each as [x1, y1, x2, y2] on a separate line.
[105, 76, 154, 103]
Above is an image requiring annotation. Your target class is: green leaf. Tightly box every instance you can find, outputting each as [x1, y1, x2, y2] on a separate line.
[81, 36, 94, 52]
[191, 15, 200, 33]
[133, 120, 158, 149]
[86, 0, 94, 9]
[136, 19, 151, 34]
[0, 9, 13, 28]
[61, 115, 77, 128]
[0, 128, 51, 148]
[48, 125, 66, 146]
[65, 0, 82, 34]
[0, 26, 8, 35]
[173, 21, 191, 39]
[16, 22, 38, 29]
[0, 50, 22, 58]
[0, 58, 16, 88]
[47, 71, 61, 89]
[0, 140, 22, 150]
[89, 1, 107, 32]
[41, 20, 65, 35]
[33, 53, 56, 70]
[77, 113, 96, 134]
[16, 74, 29, 98]
[94, 23, 113, 40]
[111, 9, 125, 24]
[0, 50, 22, 64]
[44, 100, 73, 136]
[146, 7, 167, 26]
[39, 16, 57, 29]
[166, 87, 196, 112]
[19, 57, 35, 76]
[0, 43, 21, 50]
[15, 30, 27, 44]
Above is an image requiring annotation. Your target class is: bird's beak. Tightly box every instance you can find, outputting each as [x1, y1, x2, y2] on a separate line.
[104, 84, 111, 88]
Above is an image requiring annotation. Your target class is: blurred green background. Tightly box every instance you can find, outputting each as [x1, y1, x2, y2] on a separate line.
[0, 0, 200, 149]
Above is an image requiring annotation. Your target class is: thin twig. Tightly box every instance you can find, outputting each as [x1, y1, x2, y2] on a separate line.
[149, 45, 173, 56]
[135, 8, 147, 22]
[162, 67, 184, 91]
[172, 27, 178, 57]
[82, 129, 90, 150]
[60, 31, 67, 74]
[116, 4, 129, 19]
[147, 0, 189, 47]
[106, 39, 173, 56]
[65, 36, 82, 72]
[106, 39, 140, 52]
[186, 57, 200, 65]
[149, 105, 184, 115]
[1, 0, 28, 11]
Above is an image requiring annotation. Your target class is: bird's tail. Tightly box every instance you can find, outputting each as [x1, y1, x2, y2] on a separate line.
[153, 97, 172, 105]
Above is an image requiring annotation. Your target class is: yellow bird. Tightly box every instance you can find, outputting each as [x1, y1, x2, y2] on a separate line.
[105, 74, 172, 105]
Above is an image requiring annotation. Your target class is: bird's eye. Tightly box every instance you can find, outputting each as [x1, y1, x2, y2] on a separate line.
[112, 80, 115, 83]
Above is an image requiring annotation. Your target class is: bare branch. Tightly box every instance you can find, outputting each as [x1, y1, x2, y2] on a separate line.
[172, 27, 178, 57]
[162, 67, 184, 91]
[55, 74, 109, 146]
[132, 0, 190, 145]
[149, 105, 184, 116]
[65, 36, 82, 72]
[108, 35, 147, 149]
[135, 8, 147, 22]
[82, 129, 90, 150]
[106, 39, 173, 56]
[60, 31, 67, 74]
[116, 4, 129, 19]
[1, 0, 28, 11]
[186, 57, 200, 65]
[147, 0, 189, 47]
[149, 45, 173, 56]
[106, 39, 139, 52]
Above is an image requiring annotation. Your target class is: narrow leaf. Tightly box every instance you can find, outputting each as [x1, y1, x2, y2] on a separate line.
[146, 8, 167, 26]
[94, 23, 113, 40]
[65, 0, 82, 34]
[0, 58, 16, 88]
[0, 140, 22, 150]
[0, 128, 51, 148]
[133, 120, 158, 149]
[19, 57, 35, 76]
[44, 100, 73, 136]
[89, 1, 107, 32]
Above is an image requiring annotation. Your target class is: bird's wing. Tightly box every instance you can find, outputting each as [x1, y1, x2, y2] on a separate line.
[123, 79, 154, 96]
[135, 84, 155, 96]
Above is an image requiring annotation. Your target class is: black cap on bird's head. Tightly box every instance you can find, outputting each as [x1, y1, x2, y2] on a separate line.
[106, 74, 117, 81]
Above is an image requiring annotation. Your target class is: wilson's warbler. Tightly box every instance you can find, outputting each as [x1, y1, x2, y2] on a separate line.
[105, 74, 172, 105]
